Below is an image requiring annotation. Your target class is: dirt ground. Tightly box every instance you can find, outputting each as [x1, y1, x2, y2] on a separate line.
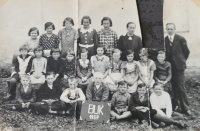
[0, 67, 200, 131]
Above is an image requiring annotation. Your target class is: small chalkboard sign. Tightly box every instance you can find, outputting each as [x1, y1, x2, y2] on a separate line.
[80, 101, 111, 123]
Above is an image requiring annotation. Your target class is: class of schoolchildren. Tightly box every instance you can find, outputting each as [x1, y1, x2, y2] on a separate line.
[3, 16, 191, 129]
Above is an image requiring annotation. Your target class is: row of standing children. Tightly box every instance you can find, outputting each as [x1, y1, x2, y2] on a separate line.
[23, 16, 120, 59]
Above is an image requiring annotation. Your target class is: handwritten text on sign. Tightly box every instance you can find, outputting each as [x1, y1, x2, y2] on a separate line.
[81, 101, 111, 123]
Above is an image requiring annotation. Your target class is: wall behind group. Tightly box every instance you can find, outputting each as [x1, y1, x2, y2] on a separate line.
[163, 0, 200, 66]
[0, 0, 141, 63]
[0, 0, 199, 67]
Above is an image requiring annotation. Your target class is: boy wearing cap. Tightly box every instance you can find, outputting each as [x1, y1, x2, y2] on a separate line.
[110, 81, 131, 120]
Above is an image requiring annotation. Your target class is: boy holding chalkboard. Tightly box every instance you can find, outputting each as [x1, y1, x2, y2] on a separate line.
[110, 81, 132, 120]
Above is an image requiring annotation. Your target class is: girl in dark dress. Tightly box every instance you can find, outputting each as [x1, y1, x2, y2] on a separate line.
[77, 16, 98, 59]
[47, 48, 63, 85]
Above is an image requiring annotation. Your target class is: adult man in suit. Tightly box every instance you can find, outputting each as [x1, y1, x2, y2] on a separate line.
[165, 23, 191, 115]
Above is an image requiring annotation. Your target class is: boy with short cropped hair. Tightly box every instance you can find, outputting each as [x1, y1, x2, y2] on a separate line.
[110, 81, 131, 120]
[37, 72, 62, 102]
[35, 72, 63, 114]
[13, 74, 36, 110]
[86, 72, 109, 102]
[60, 77, 85, 120]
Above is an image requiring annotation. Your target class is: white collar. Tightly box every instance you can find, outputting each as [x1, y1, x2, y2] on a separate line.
[11, 72, 17, 77]
[79, 59, 89, 68]
[95, 84, 101, 89]
[80, 26, 93, 33]
[168, 34, 175, 41]
[48, 84, 53, 90]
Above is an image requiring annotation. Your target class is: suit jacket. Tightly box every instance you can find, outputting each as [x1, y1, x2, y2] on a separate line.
[16, 83, 36, 103]
[86, 82, 109, 102]
[165, 34, 190, 70]
[37, 82, 62, 101]
[128, 92, 149, 111]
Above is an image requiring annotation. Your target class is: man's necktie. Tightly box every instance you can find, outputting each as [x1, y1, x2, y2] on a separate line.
[169, 37, 172, 46]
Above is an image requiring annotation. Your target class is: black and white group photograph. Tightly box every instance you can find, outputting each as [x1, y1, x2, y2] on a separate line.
[0, 0, 200, 130]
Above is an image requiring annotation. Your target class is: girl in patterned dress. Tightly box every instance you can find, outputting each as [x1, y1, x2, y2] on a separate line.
[106, 49, 124, 92]
[76, 48, 92, 95]
[122, 50, 139, 94]
[39, 22, 60, 57]
[61, 50, 76, 89]
[137, 48, 156, 92]
[24, 27, 39, 56]
[77, 16, 98, 59]
[91, 44, 109, 79]
[58, 17, 78, 57]
[97, 17, 118, 59]
[30, 46, 47, 84]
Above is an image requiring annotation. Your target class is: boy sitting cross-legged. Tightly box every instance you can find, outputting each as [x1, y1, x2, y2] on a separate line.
[36, 72, 63, 114]
[60, 77, 86, 120]
[8, 74, 36, 111]
[110, 81, 132, 120]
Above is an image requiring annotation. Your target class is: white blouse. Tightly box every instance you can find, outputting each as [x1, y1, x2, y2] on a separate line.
[150, 91, 172, 118]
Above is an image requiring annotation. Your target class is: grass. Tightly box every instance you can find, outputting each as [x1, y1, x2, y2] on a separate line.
[0, 67, 200, 131]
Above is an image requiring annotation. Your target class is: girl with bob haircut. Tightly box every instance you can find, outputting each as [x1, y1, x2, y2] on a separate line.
[47, 48, 63, 84]
[137, 48, 156, 92]
[106, 48, 124, 93]
[58, 17, 78, 57]
[77, 16, 98, 59]
[30, 46, 47, 84]
[154, 50, 173, 98]
[61, 50, 76, 89]
[121, 50, 139, 94]
[39, 22, 60, 56]
[91, 44, 110, 79]
[24, 27, 40, 56]
[97, 17, 118, 59]
[76, 48, 92, 95]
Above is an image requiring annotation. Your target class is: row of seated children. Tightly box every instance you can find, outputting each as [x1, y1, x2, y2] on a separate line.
[6, 72, 85, 120]
[6, 71, 186, 129]
[110, 81, 187, 128]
